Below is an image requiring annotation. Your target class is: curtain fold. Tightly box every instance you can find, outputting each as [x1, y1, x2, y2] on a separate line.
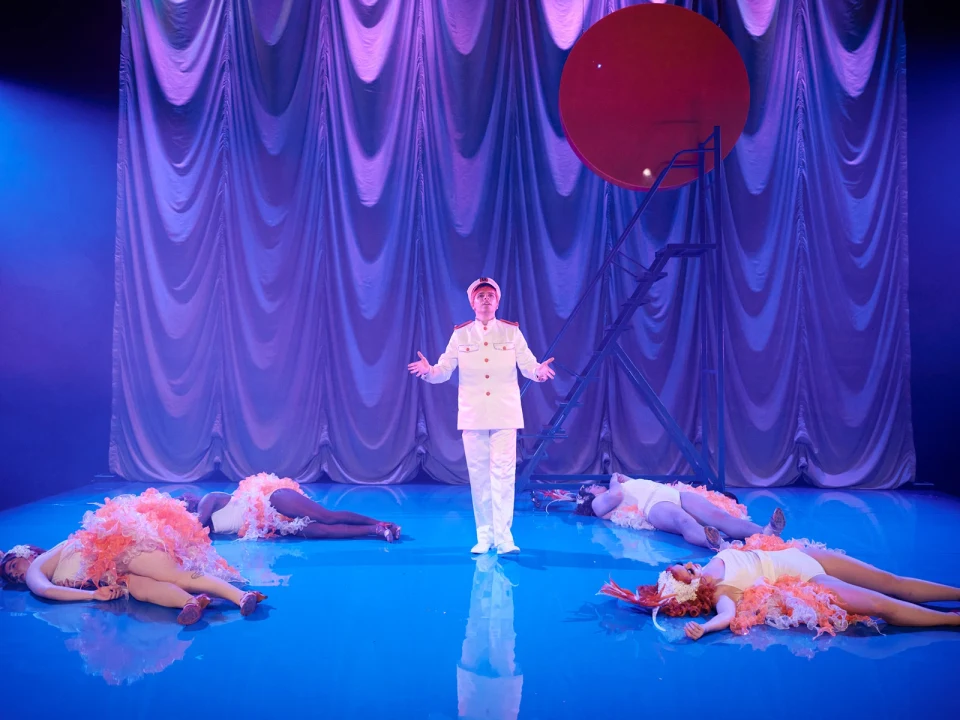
[111, 0, 912, 489]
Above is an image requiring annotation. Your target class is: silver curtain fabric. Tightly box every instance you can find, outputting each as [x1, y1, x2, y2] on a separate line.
[110, 0, 912, 488]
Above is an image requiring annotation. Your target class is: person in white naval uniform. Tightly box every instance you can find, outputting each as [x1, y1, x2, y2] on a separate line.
[457, 554, 523, 719]
[408, 277, 555, 554]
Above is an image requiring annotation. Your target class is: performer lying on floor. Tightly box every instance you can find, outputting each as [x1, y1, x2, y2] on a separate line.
[0, 489, 264, 626]
[571, 473, 785, 549]
[183, 472, 401, 543]
[600, 535, 960, 639]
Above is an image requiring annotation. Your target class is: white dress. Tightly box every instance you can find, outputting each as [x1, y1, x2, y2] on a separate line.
[716, 548, 827, 592]
[210, 498, 245, 535]
[51, 540, 97, 588]
[609, 477, 682, 531]
[620, 478, 682, 515]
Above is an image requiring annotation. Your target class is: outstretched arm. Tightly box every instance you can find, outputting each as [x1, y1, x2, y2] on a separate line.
[411, 333, 458, 384]
[685, 593, 736, 640]
[25, 544, 95, 602]
[514, 329, 554, 382]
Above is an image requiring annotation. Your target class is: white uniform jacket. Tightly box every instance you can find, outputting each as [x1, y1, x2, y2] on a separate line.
[423, 319, 541, 430]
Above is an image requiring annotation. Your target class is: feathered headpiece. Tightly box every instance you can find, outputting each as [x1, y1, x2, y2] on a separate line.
[0, 544, 46, 584]
[530, 488, 580, 512]
[598, 570, 712, 631]
[8, 545, 37, 559]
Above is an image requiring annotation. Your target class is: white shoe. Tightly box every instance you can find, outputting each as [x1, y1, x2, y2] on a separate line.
[473, 553, 498, 572]
[496, 542, 520, 555]
[471, 542, 492, 554]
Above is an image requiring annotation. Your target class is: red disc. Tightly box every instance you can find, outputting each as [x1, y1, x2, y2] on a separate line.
[559, 4, 750, 190]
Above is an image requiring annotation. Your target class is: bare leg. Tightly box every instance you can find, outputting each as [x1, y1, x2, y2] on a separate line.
[299, 522, 388, 540]
[269, 488, 382, 526]
[125, 573, 212, 624]
[805, 548, 960, 603]
[124, 573, 193, 609]
[679, 493, 767, 539]
[125, 551, 245, 606]
[646, 502, 713, 548]
[815, 575, 960, 627]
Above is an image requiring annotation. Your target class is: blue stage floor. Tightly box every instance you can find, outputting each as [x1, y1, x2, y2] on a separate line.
[2, 481, 959, 718]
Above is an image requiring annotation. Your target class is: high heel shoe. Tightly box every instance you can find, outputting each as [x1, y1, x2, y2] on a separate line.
[177, 593, 212, 625]
[374, 522, 396, 543]
[704, 526, 722, 551]
[764, 507, 786, 536]
[239, 590, 267, 616]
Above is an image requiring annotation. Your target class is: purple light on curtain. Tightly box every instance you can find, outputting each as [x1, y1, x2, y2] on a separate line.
[110, 0, 912, 489]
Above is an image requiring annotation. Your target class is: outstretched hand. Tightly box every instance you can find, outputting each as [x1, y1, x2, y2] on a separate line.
[684, 621, 705, 640]
[535, 357, 556, 382]
[408, 351, 431, 378]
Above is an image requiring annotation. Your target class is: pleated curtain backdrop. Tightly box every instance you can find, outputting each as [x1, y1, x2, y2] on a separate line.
[110, 0, 912, 488]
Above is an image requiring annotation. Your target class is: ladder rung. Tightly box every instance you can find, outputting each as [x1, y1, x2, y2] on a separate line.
[519, 431, 567, 441]
[617, 252, 649, 271]
[527, 474, 699, 484]
[552, 360, 579, 377]
[557, 360, 601, 380]
[611, 261, 640, 280]
[661, 242, 715, 258]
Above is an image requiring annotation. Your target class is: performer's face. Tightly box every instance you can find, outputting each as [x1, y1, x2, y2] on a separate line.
[584, 484, 606, 495]
[1, 555, 33, 584]
[471, 288, 499, 316]
[668, 562, 701, 584]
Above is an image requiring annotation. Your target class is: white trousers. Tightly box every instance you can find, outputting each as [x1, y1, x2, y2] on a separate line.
[462, 428, 517, 547]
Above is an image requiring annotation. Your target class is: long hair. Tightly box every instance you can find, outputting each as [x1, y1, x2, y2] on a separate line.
[0, 545, 47, 584]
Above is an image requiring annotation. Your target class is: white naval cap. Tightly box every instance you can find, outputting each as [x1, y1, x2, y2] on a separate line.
[467, 277, 501, 303]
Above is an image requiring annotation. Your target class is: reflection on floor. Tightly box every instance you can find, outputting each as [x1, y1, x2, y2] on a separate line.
[2, 481, 959, 718]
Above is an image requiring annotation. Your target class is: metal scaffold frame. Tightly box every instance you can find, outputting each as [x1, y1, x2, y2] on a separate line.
[518, 126, 727, 493]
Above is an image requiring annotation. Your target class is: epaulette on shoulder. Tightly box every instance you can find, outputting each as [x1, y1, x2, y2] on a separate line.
[454, 320, 473, 330]
[500, 319, 519, 327]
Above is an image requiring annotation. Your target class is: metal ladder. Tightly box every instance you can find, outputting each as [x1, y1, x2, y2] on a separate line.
[517, 127, 726, 492]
